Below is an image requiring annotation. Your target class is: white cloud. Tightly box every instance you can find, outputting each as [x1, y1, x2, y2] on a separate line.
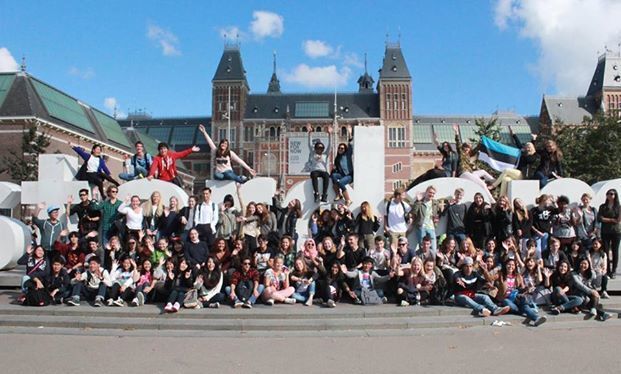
[68, 66, 95, 80]
[250, 11, 284, 39]
[343, 52, 364, 69]
[103, 97, 125, 118]
[303, 40, 333, 58]
[494, 0, 621, 95]
[147, 24, 181, 56]
[0, 47, 19, 72]
[284, 64, 351, 88]
[219, 26, 246, 42]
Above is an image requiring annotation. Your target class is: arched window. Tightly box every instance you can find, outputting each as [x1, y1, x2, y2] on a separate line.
[269, 126, 276, 138]
[301, 126, 307, 133]
[341, 126, 347, 137]
[316, 126, 322, 133]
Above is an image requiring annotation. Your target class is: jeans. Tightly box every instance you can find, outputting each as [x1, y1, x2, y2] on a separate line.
[535, 232, 549, 254]
[292, 282, 316, 303]
[503, 297, 540, 321]
[455, 293, 499, 313]
[118, 166, 148, 181]
[71, 282, 107, 301]
[448, 232, 466, 247]
[552, 287, 584, 311]
[534, 171, 552, 188]
[354, 288, 384, 300]
[214, 169, 246, 184]
[200, 292, 225, 307]
[225, 284, 265, 305]
[330, 173, 353, 191]
[414, 226, 437, 256]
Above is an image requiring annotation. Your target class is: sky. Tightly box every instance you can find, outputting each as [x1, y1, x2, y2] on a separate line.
[1, 0, 620, 119]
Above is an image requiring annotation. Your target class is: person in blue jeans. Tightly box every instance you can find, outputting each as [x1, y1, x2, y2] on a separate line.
[226, 257, 264, 308]
[290, 257, 317, 306]
[452, 257, 510, 317]
[330, 125, 353, 205]
[412, 185, 441, 256]
[118, 141, 153, 181]
[497, 258, 547, 326]
[546, 260, 583, 314]
[199, 124, 256, 183]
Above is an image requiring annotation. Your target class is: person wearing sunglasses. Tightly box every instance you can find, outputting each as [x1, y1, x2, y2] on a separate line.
[226, 256, 264, 308]
[598, 189, 621, 279]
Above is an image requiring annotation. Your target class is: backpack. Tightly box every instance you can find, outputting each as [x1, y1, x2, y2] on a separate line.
[385, 200, 407, 227]
[360, 288, 382, 305]
[23, 281, 51, 307]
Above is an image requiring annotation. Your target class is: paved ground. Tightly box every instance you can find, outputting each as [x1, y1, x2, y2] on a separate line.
[0, 324, 619, 374]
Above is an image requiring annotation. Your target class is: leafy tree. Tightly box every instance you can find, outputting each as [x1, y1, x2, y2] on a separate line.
[469, 117, 501, 144]
[0, 126, 50, 181]
[554, 113, 621, 184]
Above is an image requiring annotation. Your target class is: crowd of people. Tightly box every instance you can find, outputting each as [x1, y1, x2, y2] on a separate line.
[16, 128, 619, 327]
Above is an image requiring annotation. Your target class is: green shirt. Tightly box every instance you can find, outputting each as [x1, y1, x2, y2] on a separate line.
[91, 199, 122, 233]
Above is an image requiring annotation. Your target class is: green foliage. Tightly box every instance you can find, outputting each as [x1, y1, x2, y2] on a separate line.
[554, 113, 621, 184]
[469, 117, 501, 144]
[0, 126, 50, 181]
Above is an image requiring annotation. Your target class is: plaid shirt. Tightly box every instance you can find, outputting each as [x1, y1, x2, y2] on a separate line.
[91, 199, 122, 233]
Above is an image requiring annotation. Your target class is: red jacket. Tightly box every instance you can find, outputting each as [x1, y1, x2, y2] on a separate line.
[148, 148, 193, 181]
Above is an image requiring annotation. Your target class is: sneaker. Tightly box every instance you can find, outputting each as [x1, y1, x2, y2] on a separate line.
[588, 308, 597, 318]
[164, 302, 173, 312]
[381, 297, 388, 304]
[234, 301, 244, 308]
[172, 302, 180, 312]
[549, 307, 561, 315]
[601, 291, 610, 299]
[400, 300, 410, 307]
[208, 302, 220, 309]
[326, 299, 336, 308]
[493, 306, 511, 316]
[67, 297, 80, 306]
[600, 312, 612, 321]
[94, 297, 104, 307]
[478, 308, 492, 317]
[534, 316, 547, 327]
[284, 298, 297, 304]
[265, 299, 275, 306]
[239, 176, 249, 184]
[320, 195, 328, 203]
[313, 194, 320, 203]
[354, 298, 362, 305]
[106, 298, 114, 306]
[130, 298, 139, 307]
[136, 292, 145, 306]
[113, 298, 124, 307]
[334, 194, 342, 201]
[242, 302, 252, 309]
[304, 296, 314, 306]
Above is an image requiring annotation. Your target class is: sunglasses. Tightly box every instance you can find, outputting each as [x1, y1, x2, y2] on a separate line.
[398, 243, 407, 246]
[109, 190, 118, 194]
[242, 262, 251, 265]
[79, 193, 88, 197]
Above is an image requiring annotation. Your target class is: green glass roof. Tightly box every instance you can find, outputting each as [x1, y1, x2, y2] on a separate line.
[92, 109, 131, 148]
[30, 79, 95, 133]
[0, 74, 15, 108]
[147, 126, 172, 142]
[500, 124, 532, 145]
[459, 125, 478, 143]
[295, 102, 330, 118]
[431, 124, 454, 143]
[171, 126, 196, 145]
[412, 124, 432, 143]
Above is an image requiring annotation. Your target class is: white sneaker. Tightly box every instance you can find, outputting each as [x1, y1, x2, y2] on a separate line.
[601, 291, 610, 299]
[164, 302, 173, 312]
[130, 298, 139, 307]
[208, 302, 220, 309]
[106, 298, 114, 306]
[234, 301, 244, 308]
[326, 299, 336, 308]
[478, 308, 492, 317]
[113, 298, 124, 307]
[284, 298, 296, 304]
[172, 302, 180, 312]
[136, 292, 145, 306]
[265, 299, 275, 306]
[400, 300, 410, 307]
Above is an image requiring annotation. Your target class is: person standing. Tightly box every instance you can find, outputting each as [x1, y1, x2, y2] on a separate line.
[90, 186, 122, 247]
[598, 189, 621, 278]
[384, 188, 411, 252]
[32, 203, 67, 254]
[194, 187, 218, 247]
[411, 185, 443, 256]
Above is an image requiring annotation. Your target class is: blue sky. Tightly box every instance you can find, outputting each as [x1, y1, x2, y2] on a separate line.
[1, 0, 617, 118]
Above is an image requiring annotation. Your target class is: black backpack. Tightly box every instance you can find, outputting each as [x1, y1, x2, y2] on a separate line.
[23, 283, 51, 307]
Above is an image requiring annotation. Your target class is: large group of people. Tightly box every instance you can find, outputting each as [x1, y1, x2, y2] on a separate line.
[17, 126, 619, 327]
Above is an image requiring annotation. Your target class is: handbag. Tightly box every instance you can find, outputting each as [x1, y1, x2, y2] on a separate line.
[183, 289, 199, 308]
[360, 288, 382, 305]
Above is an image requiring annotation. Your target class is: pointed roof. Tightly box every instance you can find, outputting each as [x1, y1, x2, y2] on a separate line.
[357, 53, 374, 92]
[212, 45, 249, 89]
[267, 51, 281, 94]
[378, 42, 411, 80]
[587, 53, 621, 96]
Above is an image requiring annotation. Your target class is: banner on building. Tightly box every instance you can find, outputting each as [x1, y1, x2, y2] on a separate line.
[288, 134, 330, 175]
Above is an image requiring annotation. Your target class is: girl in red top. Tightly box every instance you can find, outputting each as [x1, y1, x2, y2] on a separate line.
[148, 142, 199, 185]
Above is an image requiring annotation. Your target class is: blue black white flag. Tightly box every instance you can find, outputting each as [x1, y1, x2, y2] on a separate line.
[478, 136, 520, 172]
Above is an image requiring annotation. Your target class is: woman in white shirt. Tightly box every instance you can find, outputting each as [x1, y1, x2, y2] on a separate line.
[198, 124, 256, 183]
[118, 195, 144, 243]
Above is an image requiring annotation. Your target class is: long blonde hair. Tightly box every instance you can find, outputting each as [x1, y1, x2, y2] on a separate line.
[360, 201, 375, 221]
[143, 191, 165, 217]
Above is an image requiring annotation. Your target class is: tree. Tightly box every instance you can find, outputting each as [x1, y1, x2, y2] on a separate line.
[0, 126, 50, 181]
[554, 113, 621, 184]
[469, 117, 501, 144]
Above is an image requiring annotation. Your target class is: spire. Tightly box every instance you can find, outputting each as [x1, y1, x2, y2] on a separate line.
[20, 55, 26, 73]
[357, 52, 374, 93]
[267, 50, 281, 94]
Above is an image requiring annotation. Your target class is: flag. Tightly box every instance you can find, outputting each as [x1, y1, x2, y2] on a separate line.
[478, 136, 520, 172]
